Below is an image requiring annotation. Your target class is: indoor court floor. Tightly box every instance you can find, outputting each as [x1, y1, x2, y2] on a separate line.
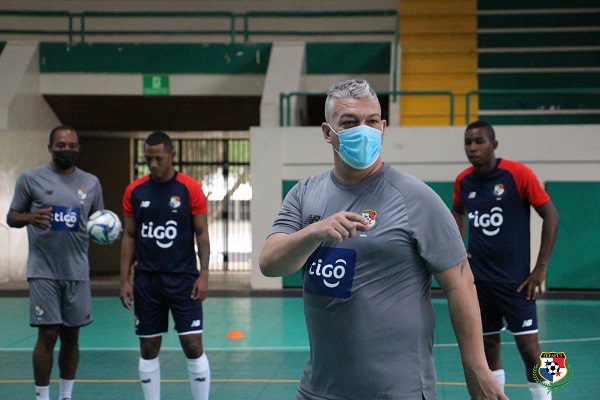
[0, 296, 598, 399]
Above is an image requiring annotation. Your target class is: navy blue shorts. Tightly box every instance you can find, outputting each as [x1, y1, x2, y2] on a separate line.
[475, 281, 538, 335]
[133, 271, 203, 337]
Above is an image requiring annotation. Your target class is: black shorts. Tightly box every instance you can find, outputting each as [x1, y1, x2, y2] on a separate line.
[133, 271, 203, 337]
[475, 281, 538, 335]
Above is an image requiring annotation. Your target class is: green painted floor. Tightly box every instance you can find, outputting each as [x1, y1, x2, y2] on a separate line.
[0, 297, 598, 399]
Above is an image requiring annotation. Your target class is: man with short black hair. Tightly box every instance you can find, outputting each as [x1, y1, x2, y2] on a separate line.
[120, 131, 211, 400]
[452, 120, 560, 400]
[7, 125, 104, 400]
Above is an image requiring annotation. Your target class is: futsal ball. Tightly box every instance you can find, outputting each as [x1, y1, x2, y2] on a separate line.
[87, 210, 122, 245]
[546, 361, 560, 376]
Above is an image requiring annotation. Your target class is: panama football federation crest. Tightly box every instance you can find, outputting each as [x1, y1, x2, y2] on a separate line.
[362, 210, 377, 228]
[493, 183, 504, 197]
[35, 305, 44, 317]
[533, 352, 573, 394]
[169, 196, 181, 209]
[78, 188, 87, 200]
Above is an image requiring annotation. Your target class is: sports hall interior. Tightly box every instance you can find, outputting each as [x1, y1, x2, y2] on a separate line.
[0, 1, 598, 399]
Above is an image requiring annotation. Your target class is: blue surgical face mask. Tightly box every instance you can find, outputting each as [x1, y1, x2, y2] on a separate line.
[329, 124, 383, 170]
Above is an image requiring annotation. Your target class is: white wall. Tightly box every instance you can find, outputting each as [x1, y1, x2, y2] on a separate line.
[250, 125, 600, 289]
[0, 1, 400, 44]
[0, 41, 61, 282]
[0, 1, 398, 12]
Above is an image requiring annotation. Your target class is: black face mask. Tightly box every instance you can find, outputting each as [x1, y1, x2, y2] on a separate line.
[53, 150, 79, 170]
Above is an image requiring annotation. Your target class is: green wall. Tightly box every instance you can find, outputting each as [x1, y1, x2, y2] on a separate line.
[39, 41, 390, 75]
[281, 180, 600, 290]
[546, 182, 600, 290]
[40, 42, 272, 74]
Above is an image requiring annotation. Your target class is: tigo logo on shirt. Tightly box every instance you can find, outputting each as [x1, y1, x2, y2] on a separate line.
[141, 220, 178, 248]
[468, 207, 504, 236]
[304, 247, 356, 299]
[50, 206, 80, 231]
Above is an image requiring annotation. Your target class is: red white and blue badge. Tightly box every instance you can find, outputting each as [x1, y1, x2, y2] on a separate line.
[35, 305, 44, 317]
[362, 209, 377, 228]
[493, 183, 505, 197]
[538, 352, 568, 383]
[169, 196, 181, 209]
[78, 188, 87, 200]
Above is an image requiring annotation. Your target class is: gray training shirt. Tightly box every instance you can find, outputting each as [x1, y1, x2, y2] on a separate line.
[269, 164, 467, 400]
[10, 164, 104, 281]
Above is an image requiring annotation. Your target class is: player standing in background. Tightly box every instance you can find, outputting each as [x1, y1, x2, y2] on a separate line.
[452, 120, 560, 400]
[119, 131, 211, 400]
[6, 125, 104, 400]
[260, 79, 506, 400]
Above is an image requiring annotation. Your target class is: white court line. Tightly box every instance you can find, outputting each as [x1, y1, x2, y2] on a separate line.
[2, 337, 599, 352]
[430, 336, 600, 348]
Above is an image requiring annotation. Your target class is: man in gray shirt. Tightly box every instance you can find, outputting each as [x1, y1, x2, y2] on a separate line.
[7, 126, 104, 400]
[259, 79, 507, 400]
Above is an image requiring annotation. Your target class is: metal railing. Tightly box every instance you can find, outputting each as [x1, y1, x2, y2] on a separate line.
[241, 9, 398, 41]
[78, 11, 237, 44]
[281, 88, 600, 126]
[0, 9, 399, 93]
[465, 88, 600, 124]
[0, 9, 398, 44]
[280, 90, 456, 126]
[0, 10, 74, 45]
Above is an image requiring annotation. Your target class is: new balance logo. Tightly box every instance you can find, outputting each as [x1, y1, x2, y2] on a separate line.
[141, 201, 151, 208]
[522, 319, 533, 327]
[305, 214, 321, 226]
[195, 377, 206, 382]
[141, 378, 152, 384]
[191, 319, 201, 327]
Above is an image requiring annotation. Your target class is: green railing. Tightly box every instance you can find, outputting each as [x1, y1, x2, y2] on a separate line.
[0, 9, 398, 43]
[465, 88, 600, 124]
[241, 10, 399, 97]
[78, 11, 237, 44]
[280, 91, 456, 126]
[240, 10, 398, 41]
[1, 9, 399, 93]
[0, 10, 74, 46]
[282, 88, 600, 126]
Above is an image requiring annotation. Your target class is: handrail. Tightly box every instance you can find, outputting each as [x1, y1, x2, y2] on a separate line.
[465, 88, 600, 124]
[241, 10, 399, 96]
[242, 10, 397, 41]
[0, 10, 74, 48]
[1, 9, 399, 92]
[0, 10, 398, 91]
[79, 11, 237, 44]
[280, 90, 455, 126]
[1, 9, 396, 44]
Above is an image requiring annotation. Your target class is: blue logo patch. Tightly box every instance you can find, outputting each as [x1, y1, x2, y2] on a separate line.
[304, 247, 356, 299]
[50, 206, 81, 232]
